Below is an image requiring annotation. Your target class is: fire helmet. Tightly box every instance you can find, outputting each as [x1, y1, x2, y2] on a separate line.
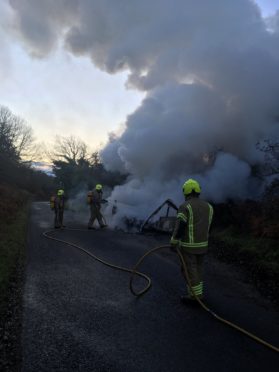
[182, 179, 201, 196]
[95, 184, 103, 191]
[57, 189, 64, 196]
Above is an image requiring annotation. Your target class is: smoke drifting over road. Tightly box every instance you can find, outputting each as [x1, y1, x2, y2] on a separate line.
[9, 0, 279, 223]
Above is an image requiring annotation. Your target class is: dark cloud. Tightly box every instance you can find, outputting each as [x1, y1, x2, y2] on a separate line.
[9, 0, 78, 56]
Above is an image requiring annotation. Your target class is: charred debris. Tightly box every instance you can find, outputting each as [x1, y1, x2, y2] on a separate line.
[122, 199, 178, 234]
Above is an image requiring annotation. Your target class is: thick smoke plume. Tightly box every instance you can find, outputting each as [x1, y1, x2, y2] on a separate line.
[9, 0, 279, 225]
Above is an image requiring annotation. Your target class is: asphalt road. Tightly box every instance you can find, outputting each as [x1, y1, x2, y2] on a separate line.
[22, 202, 279, 371]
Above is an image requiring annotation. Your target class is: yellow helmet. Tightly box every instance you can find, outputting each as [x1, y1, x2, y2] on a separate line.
[57, 189, 64, 196]
[182, 179, 201, 196]
[95, 184, 103, 191]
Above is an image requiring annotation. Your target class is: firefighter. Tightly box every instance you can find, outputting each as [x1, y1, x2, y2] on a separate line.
[170, 179, 213, 304]
[88, 184, 107, 229]
[53, 189, 65, 229]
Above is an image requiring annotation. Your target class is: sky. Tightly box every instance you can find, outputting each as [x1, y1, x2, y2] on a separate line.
[1, 0, 278, 154]
[1, 0, 279, 224]
[0, 1, 143, 152]
[256, 0, 279, 16]
[1, 44, 143, 151]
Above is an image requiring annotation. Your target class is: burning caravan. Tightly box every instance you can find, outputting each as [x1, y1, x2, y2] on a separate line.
[140, 199, 178, 233]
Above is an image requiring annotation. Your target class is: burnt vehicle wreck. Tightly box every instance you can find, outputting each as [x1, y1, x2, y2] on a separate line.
[140, 199, 178, 233]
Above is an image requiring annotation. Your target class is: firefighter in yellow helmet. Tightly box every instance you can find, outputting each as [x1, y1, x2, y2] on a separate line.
[170, 179, 213, 304]
[87, 184, 107, 229]
[52, 189, 65, 229]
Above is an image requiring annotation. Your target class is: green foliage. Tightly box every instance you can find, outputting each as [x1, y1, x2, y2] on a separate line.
[211, 196, 279, 303]
[0, 184, 29, 224]
[262, 179, 279, 221]
[212, 229, 278, 263]
[52, 150, 126, 194]
[0, 155, 55, 199]
[211, 228, 279, 303]
[213, 194, 279, 238]
[257, 139, 279, 176]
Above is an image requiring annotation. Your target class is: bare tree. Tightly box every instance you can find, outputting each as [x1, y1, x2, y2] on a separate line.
[0, 105, 36, 161]
[51, 135, 89, 164]
[0, 106, 17, 158]
[90, 151, 101, 167]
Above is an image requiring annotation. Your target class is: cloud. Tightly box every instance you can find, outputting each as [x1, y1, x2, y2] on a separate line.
[8, 0, 279, 223]
[0, 1, 14, 80]
[9, 0, 78, 57]
[265, 10, 279, 32]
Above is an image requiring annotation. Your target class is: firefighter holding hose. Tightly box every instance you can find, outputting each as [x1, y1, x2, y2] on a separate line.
[50, 189, 66, 229]
[87, 184, 107, 229]
[170, 179, 213, 304]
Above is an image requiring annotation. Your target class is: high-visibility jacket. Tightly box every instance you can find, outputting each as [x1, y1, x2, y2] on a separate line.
[54, 195, 65, 211]
[170, 196, 213, 254]
[90, 189, 103, 207]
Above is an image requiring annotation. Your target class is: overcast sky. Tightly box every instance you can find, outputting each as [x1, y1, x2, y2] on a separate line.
[0, 0, 278, 153]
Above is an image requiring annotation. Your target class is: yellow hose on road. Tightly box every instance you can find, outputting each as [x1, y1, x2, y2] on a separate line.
[43, 229, 279, 353]
[130, 245, 279, 353]
[43, 229, 152, 293]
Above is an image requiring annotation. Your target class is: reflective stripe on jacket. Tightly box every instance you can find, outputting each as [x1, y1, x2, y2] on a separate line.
[170, 197, 213, 254]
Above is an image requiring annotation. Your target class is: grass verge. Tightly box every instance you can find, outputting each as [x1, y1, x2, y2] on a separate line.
[210, 228, 279, 305]
[0, 204, 29, 371]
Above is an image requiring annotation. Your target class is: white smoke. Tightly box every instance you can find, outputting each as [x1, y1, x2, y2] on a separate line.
[8, 0, 279, 224]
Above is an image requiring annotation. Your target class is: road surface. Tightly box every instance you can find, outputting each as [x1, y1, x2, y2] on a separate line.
[22, 202, 279, 371]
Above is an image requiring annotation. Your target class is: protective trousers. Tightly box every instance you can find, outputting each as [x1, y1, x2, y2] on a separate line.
[180, 250, 205, 299]
[54, 208, 64, 228]
[88, 204, 105, 228]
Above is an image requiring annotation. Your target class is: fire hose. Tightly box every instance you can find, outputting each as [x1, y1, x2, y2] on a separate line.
[43, 228, 279, 353]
